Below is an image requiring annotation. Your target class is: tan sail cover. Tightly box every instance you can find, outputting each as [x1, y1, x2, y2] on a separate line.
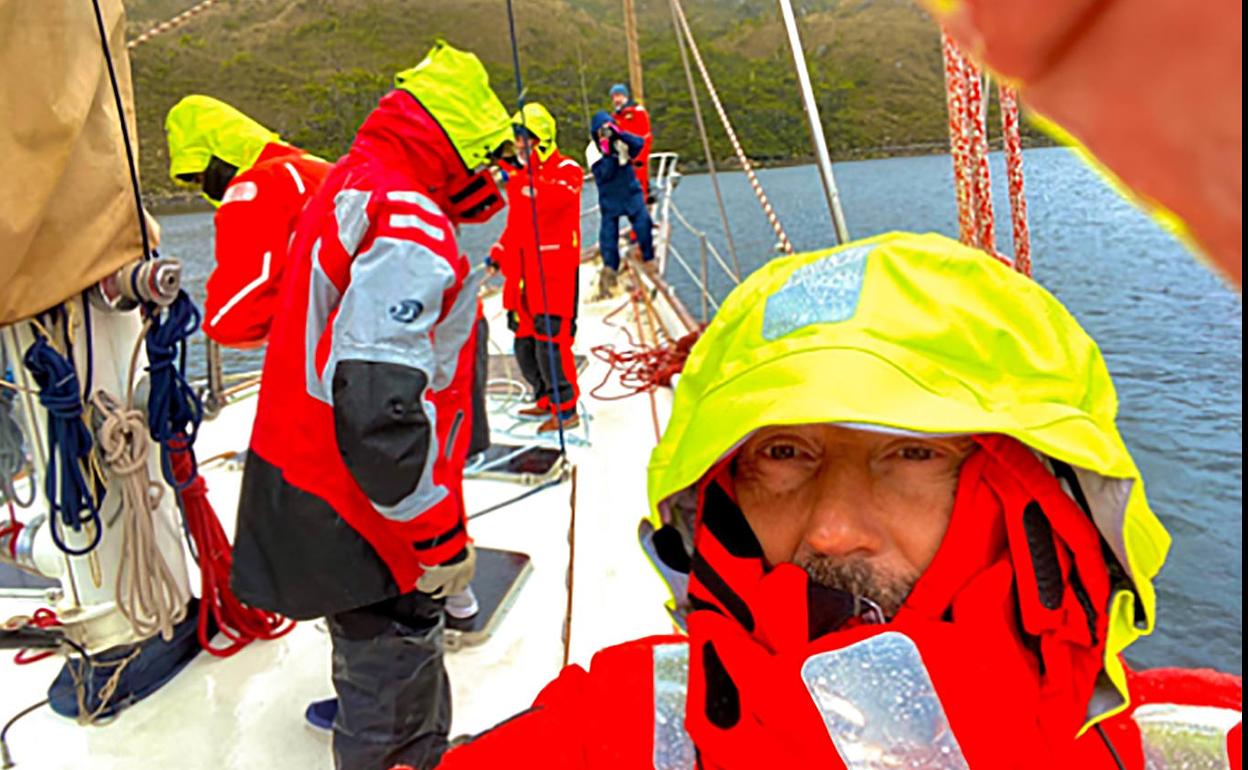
[0, 0, 154, 325]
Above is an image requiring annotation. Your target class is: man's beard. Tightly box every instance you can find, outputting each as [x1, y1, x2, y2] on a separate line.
[797, 552, 917, 619]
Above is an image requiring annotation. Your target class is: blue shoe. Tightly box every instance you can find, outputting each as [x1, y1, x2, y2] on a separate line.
[305, 697, 338, 731]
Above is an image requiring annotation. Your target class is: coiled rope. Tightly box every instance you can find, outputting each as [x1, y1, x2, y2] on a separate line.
[670, 0, 794, 255]
[172, 450, 295, 657]
[93, 392, 186, 642]
[23, 336, 100, 555]
[143, 291, 204, 488]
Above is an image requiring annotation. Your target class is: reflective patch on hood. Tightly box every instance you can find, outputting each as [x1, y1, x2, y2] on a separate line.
[762, 245, 871, 340]
[221, 180, 258, 205]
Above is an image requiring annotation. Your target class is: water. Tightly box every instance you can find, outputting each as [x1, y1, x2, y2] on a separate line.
[157, 147, 1242, 675]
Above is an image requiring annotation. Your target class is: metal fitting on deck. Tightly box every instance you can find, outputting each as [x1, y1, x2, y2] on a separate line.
[0, 513, 60, 579]
[92, 257, 183, 312]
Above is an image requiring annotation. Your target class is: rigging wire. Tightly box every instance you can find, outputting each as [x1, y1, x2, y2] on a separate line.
[90, 0, 153, 263]
[505, 0, 569, 456]
[574, 39, 593, 133]
[669, 0, 795, 254]
[667, 0, 742, 279]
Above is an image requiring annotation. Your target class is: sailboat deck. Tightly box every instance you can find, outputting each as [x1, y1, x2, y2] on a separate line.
[0, 267, 678, 770]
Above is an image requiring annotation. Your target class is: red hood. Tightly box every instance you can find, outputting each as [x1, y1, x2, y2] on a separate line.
[347, 90, 471, 210]
[678, 436, 1116, 766]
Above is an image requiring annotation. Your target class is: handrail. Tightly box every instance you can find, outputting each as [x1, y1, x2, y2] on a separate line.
[666, 246, 721, 314]
[670, 204, 741, 285]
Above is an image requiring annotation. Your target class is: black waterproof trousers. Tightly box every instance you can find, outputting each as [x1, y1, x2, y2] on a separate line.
[328, 590, 450, 770]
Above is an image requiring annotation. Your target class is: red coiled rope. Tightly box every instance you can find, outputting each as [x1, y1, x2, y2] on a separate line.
[589, 293, 700, 403]
[12, 608, 61, 665]
[170, 448, 294, 657]
[589, 334, 698, 400]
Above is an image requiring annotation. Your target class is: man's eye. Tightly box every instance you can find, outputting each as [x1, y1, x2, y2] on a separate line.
[898, 446, 938, 461]
[764, 444, 799, 460]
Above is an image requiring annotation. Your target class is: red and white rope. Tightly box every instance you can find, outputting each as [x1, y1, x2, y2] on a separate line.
[941, 32, 977, 246]
[127, 0, 221, 50]
[942, 32, 1036, 273]
[964, 63, 997, 254]
[670, 0, 794, 254]
[999, 85, 1032, 276]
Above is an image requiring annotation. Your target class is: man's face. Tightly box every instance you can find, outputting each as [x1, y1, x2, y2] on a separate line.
[515, 134, 538, 161]
[612, 92, 629, 110]
[731, 424, 976, 616]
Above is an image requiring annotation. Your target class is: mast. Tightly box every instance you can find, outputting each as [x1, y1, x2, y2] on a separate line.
[776, 0, 850, 244]
[623, 0, 645, 102]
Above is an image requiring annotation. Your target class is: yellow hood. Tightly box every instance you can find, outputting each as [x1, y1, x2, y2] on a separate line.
[165, 95, 279, 180]
[648, 231, 1170, 726]
[394, 41, 514, 171]
[512, 102, 558, 162]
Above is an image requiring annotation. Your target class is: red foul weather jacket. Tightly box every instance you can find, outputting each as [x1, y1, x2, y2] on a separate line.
[613, 101, 652, 199]
[436, 438, 1242, 769]
[230, 91, 483, 620]
[489, 149, 584, 322]
[204, 143, 330, 347]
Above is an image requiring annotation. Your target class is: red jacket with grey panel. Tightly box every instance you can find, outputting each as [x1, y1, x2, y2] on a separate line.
[231, 91, 481, 618]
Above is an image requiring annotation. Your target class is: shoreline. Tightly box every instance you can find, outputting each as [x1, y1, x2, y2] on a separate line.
[145, 137, 1061, 213]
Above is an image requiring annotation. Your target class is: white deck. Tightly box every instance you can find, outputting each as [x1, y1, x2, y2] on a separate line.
[0, 267, 681, 769]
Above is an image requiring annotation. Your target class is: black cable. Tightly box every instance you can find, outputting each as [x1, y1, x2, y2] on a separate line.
[467, 478, 562, 521]
[1, 698, 49, 769]
[1095, 724, 1126, 770]
[90, 0, 153, 262]
[80, 293, 95, 400]
[505, 0, 569, 456]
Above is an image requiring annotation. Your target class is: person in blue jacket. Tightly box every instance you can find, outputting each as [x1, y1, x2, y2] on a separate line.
[589, 110, 654, 294]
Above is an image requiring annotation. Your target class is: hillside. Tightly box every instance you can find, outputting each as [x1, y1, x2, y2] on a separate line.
[123, 0, 1037, 197]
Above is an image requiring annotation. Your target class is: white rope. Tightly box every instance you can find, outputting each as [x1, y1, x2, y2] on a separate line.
[669, 0, 795, 254]
[92, 391, 186, 641]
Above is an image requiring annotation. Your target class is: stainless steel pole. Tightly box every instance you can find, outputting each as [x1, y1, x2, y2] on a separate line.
[776, 0, 850, 244]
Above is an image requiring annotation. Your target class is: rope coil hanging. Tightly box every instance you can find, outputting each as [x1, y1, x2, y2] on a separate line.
[93, 392, 186, 642]
[172, 449, 295, 657]
[669, 0, 795, 255]
[23, 336, 101, 555]
[144, 291, 205, 488]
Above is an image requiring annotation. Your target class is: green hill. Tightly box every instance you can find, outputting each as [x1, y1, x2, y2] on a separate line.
[124, 0, 1037, 197]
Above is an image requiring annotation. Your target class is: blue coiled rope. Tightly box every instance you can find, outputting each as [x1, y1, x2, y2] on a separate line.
[144, 291, 205, 489]
[23, 336, 101, 555]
